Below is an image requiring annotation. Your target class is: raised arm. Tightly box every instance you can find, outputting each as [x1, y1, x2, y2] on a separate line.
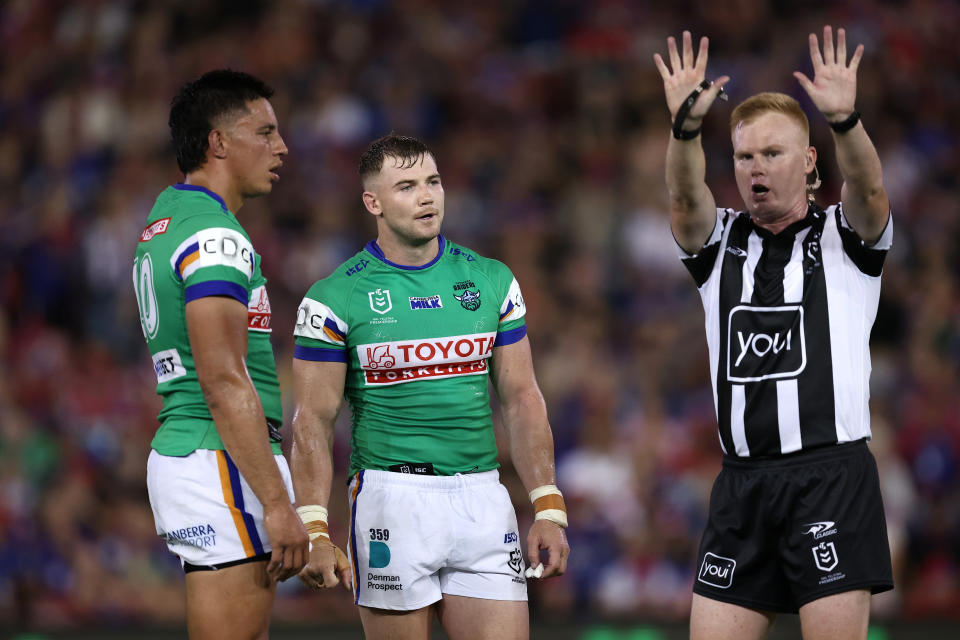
[653, 31, 730, 253]
[490, 336, 569, 578]
[290, 358, 352, 590]
[186, 296, 308, 582]
[794, 25, 889, 244]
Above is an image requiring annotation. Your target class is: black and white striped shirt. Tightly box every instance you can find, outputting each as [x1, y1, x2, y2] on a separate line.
[680, 202, 892, 458]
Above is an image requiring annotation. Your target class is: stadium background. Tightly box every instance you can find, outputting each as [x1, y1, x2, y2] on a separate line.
[0, 0, 957, 637]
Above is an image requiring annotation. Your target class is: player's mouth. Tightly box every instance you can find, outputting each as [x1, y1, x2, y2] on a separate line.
[751, 183, 770, 200]
[416, 210, 439, 221]
[269, 164, 282, 182]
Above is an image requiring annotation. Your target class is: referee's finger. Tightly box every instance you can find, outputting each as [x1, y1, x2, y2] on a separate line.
[653, 54, 671, 81]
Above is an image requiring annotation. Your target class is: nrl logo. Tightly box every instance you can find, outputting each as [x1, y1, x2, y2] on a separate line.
[507, 548, 523, 574]
[454, 288, 481, 311]
[368, 288, 392, 314]
[812, 541, 839, 572]
[801, 521, 838, 540]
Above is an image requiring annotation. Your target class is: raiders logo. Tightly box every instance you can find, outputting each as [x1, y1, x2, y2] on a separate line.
[454, 288, 481, 311]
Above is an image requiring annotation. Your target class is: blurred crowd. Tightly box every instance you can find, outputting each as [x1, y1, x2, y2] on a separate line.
[1, 0, 958, 629]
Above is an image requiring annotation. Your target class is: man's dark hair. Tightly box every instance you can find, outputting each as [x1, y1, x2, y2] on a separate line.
[169, 69, 274, 174]
[359, 134, 434, 187]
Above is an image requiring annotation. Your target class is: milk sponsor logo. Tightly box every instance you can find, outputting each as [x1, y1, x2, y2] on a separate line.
[248, 286, 272, 332]
[356, 332, 496, 386]
[727, 305, 806, 383]
[409, 295, 443, 310]
[698, 552, 736, 589]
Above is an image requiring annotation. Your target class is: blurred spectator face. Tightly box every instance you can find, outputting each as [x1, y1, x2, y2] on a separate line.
[364, 153, 445, 246]
[731, 111, 815, 222]
[220, 98, 288, 202]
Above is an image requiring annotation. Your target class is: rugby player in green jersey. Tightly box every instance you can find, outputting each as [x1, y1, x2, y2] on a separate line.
[290, 134, 570, 639]
[133, 70, 308, 639]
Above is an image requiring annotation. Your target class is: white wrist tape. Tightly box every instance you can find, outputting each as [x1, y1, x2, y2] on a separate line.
[296, 505, 330, 541]
[529, 484, 568, 528]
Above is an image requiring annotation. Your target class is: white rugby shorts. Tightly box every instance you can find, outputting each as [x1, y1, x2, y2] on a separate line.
[347, 469, 528, 610]
[146, 449, 295, 568]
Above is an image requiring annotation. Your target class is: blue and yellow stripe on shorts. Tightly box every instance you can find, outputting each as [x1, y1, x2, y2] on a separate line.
[348, 470, 365, 603]
[216, 450, 266, 558]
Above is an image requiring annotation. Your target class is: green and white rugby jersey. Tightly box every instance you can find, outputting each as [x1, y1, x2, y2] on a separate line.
[293, 236, 527, 476]
[132, 184, 282, 456]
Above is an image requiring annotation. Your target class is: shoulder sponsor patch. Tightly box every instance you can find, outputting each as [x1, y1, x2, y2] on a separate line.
[295, 297, 348, 346]
[248, 285, 271, 332]
[170, 227, 255, 281]
[152, 348, 186, 384]
[499, 277, 526, 322]
[140, 218, 171, 242]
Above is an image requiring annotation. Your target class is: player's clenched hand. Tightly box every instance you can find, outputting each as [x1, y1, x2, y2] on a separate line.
[793, 25, 862, 123]
[263, 503, 309, 582]
[298, 538, 352, 590]
[653, 31, 730, 125]
[526, 519, 569, 579]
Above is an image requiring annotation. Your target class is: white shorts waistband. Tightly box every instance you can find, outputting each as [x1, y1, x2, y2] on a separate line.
[354, 468, 501, 492]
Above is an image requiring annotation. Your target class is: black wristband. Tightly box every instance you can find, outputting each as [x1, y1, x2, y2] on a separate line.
[673, 126, 702, 140]
[672, 80, 726, 141]
[828, 110, 860, 133]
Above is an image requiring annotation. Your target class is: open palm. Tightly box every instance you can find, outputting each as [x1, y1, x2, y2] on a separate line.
[653, 31, 729, 123]
[794, 25, 863, 122]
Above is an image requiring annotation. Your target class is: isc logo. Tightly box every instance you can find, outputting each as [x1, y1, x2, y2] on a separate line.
[698, 552, 736, 589]
[504, 532, 518, 544]
[727, 305, 807, 383]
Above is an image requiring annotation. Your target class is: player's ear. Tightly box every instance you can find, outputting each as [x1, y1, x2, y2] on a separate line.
[362, 191, 382, 217]
[805, 146, 817, 172]
[208, 128, 227, 160]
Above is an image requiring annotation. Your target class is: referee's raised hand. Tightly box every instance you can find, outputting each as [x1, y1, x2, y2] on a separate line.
[793, 25, 862, 124]
[653, 31, 730, 129]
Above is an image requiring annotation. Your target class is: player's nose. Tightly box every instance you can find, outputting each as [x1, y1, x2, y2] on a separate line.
[274, 134, 288, 157]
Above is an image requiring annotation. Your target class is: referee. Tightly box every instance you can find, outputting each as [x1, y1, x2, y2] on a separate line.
[654, 26, 893, 640]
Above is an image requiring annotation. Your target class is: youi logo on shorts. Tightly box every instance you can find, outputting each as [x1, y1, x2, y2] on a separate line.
[801, 521, 838, 540]
[698, 552, 736, 589]
[727, 305, 807, 383]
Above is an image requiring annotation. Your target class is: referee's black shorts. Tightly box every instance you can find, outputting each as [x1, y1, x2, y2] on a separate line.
[693, 439, 893, 613]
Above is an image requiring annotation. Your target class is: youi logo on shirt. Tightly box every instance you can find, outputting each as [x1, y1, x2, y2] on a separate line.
[727, 305, 807, 383]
